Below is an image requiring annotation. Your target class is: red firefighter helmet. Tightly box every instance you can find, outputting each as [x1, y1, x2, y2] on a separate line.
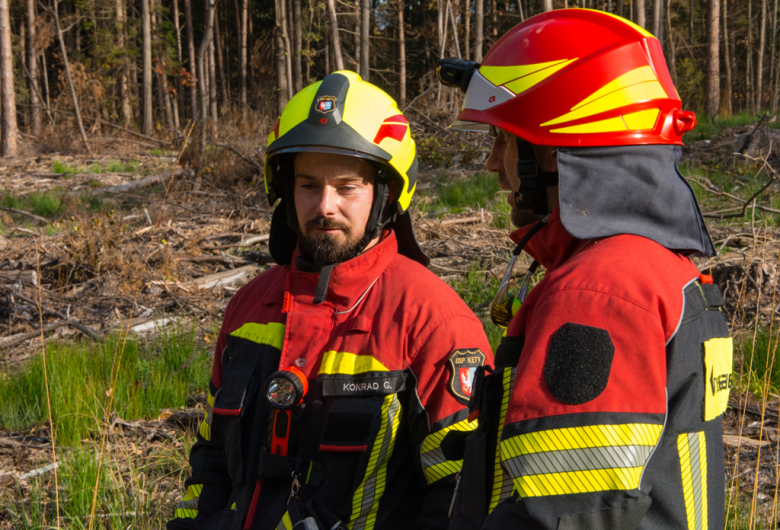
[452, 9, 696, 146]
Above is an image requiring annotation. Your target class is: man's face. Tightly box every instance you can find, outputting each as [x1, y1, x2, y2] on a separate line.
[486, 128, 558, 228]
[293, 151, 376, 265]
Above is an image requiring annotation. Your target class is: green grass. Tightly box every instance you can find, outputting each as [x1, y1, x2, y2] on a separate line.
[740, 326, 780, 398]
[1, 191, 61, 218]
[52, 160, 79, 174]
[416, 172, 510, 220]
[683, 111, 780, 142]
[88, 163, 103, 174]
[0, 327, 211, 446]
[106, 159, 140, 173]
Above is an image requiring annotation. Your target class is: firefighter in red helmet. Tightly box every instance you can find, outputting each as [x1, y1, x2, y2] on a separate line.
[439, 9, 732, 530]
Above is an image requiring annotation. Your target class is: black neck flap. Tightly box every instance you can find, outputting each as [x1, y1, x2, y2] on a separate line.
[556, 144, 715, 257]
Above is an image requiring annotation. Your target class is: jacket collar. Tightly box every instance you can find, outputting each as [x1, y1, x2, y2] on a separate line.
[289, 230, 397, 311]
[508, 208, 583, 273]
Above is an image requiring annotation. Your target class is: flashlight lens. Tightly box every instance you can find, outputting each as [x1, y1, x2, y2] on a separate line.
[267, 377, 297, 408]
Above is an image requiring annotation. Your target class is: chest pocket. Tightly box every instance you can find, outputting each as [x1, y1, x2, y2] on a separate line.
[312, 371, 406, 522]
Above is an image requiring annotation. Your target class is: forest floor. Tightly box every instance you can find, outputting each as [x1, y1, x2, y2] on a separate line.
[1, 121, 780, 527]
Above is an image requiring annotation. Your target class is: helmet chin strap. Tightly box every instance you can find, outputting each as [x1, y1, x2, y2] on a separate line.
[514, 137, 559, 215]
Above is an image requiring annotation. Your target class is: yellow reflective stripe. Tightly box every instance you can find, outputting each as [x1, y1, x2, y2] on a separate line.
[421, 417, 477, 454]
[703, 337, 733, 421]
[275, 511, 293, 530]
[504, 59, 578, 95]
[542, 66, 667, 128]
[229, 322, 285, 350]
[514, 466, 643, 497]
[198, 389, 216, 441]
[551, 116, 627, 134]
[349, 394, 402, 530]
[678, 432, 708, 530]
[174, 483, 203, 518]
[502, 423, 662, 457]
[489, 367, 516, 512]
[481, 60, 571, 86]
[318, 351, 388, 375]
[623, 108, 660, 130]
[425, 460, 464, 483]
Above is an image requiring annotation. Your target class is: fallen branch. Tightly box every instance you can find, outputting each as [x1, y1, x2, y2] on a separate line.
[97, 118, 173, 145]
[0, 206, 49, 224]
[1, 287, 102, 341]
[174, 254, 253, 265]
[204, 234, 270, 250]
[150, 264, 260, 291]
[18, 462, 60, 480]
[0, 319, 76, 349]
[98, 169, 192, 195]
[0, 269, 38, 286]
[441, 215, 484, 226]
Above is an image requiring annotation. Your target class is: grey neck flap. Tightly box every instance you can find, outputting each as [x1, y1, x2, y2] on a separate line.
[557, 144, 715, 257]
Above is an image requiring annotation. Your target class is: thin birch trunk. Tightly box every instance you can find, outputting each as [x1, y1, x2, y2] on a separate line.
[667, 0, 676, 85]
[448, 0, 461, 58]
[517, 0, 524, 21]
[770, 0, 778, 110]
[209, 36, 217, 133]
[275, 0, 289, 113]
[723, 0, 732, 115]
[52, 0, 88, 151]
[198, 0, 217, 153]
[185, 0, 198, 121]
[540, 0, 552, 10]
[464, 0, 471, 60]
[398, 0, 405, 108]
[172, 0, 184, 125]
[748, 0, 754, 113]
[214, 8, 228, 110]
[142, 0, 153, 135]
[474, 0, 483, 61]
[706, 0, 720, 118]
[326, 0, 344, 70]
[293, 0, 303, 91]
[325, 38, 330, 74]
[26, 0, 40, 135]
[0, 0, 17, 155]
[360, 0, 369, 80]
[757, 0, 767, 110]
[280, 0, 293, 97]
[240, 0, 248, 115]
[653, 0, 663, 45]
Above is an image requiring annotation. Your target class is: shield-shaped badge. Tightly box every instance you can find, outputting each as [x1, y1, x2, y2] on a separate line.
[315, 96, 337, 114]
[448, 348, 486, 404]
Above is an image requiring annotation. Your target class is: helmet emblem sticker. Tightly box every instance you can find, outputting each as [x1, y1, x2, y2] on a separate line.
[315, 96, 337, 113]
[447, 348, 486, 405]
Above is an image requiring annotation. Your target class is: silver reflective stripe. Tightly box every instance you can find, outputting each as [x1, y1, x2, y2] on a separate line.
[462, 72, 516, 111]
[421, 446, 447, 468]
[504, 444, 654, 477]
[688, 433, 704, 530]
[176, 498, 198, 511]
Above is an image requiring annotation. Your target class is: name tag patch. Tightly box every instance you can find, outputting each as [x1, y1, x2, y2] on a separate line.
[321, 372, 406, 397]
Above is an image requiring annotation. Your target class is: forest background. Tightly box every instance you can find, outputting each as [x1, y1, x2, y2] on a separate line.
[0, 0, 772, 153]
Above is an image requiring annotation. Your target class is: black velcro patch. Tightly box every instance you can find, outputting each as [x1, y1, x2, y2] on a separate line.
[544, 323, 615, 405]
[321, 412, 374, 445]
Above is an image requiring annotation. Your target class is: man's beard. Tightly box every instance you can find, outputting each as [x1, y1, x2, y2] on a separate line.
[510, 193, 545, 228]
[298, 217, 366, 266]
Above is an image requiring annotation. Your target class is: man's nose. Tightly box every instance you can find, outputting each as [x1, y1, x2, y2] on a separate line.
[314, 187, 338, 216]
[486, 137, 507, 186]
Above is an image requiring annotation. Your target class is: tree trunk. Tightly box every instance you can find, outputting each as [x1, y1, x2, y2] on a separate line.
[198, 0, 217, 153]
[398, 0, 405, 107]
[464, 0, 471, 59]
[275, 0, 290, 113]
[209, 36, 217, 133]
[474, 0, 483, 61]
[539, 0, 552, 10]
[142, 0, 153, 135]
[748, 0, 754, 113]
[448, 0, 461, 58]
[492, 0, 497, 40]
[214, 8, 228, 110]
[723, 0, 732, 115]
[770, 0, 778, 110]
[326, 0, 344, 70]
[437, 0, 444, 53]
[0, 0, 17, 155]
[652, 0, 663, 45]
[172, 0, 184, 126]
[293, 0, 303, 91]
[51, 0, 89, 151]
[280, 0, 293, 97]
[634, 0, 645, 28]
[325, 38, 330, 74]
[240, 0, 248, 115]
[185, 0, 198, 121]
[689, 0, 694, 41]
[360, 0, 369, 80]
[757, 0, 767, 110]
[26, 0, 40, 136]
[518, 0, 524, 20]
[666, 0, 676, 84]
[706, 0, 720, 118]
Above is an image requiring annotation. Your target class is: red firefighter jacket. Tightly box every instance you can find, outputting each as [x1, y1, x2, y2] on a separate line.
[167, 230, 493, 530]
[449, 209, 732, 530]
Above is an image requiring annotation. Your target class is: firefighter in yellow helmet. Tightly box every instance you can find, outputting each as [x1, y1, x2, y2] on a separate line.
[167, 71, 493, 530]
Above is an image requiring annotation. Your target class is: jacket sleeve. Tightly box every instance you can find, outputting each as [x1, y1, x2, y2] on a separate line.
[410, 314, 494, 530]
[167, 328, 233, 529]
[483, 288, 668, 529]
